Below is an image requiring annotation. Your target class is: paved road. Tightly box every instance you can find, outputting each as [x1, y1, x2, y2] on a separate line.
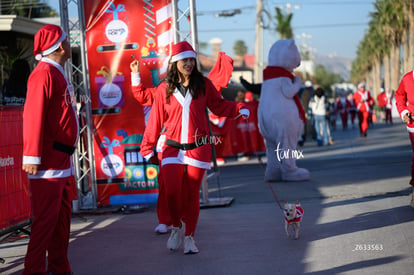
[1, 121, 414, 274]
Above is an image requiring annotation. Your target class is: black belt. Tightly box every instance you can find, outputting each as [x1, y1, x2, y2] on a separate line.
[165, 138, 208, 151]
[53, 141, 76, 155]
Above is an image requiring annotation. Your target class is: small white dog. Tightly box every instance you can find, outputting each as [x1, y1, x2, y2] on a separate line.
[284, 201, 304, 240]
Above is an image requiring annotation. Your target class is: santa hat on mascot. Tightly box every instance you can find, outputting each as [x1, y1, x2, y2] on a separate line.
[33, 24, 67, 61]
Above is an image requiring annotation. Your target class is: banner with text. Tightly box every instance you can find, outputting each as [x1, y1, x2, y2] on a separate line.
[84, 0, 173, 206]
[0, 107, 31, 232]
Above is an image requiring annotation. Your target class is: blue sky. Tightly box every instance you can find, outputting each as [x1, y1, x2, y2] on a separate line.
[49, 0, 374, 59]
[195, 0, 375, 59]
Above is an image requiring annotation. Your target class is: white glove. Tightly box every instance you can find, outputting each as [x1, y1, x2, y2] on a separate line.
[239, 108, 250, 119]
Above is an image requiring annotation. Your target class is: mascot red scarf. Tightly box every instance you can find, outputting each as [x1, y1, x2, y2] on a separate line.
[263, 66, 306, 124]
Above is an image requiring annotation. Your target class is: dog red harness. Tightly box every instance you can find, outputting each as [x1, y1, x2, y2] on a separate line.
[285, 206, 304, 224]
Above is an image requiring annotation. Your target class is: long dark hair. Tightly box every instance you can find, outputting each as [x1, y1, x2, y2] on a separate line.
[315, 87, 325, 98]
[166, 60, 205, 103]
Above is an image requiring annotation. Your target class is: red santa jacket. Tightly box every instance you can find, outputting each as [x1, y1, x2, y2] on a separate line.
[23, 58, 79, 179]
[140, 78, 244, 169]
[335, 97, 351, 114]
[353, 89, 374, 112]
[396, 71, 414, 130]
[377, 92, 387, 107]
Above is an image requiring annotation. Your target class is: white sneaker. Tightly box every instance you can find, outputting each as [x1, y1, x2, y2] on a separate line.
[154, 224, 170, 234]
[167, 227, 182, 250]
[183, 235, 199, 254]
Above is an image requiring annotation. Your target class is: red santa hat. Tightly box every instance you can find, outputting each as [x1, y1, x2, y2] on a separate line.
[357, 82, 366, 89]
[170, 41, 197, 63]
[33, 24, 67, 61]
[245, 91, 253, 102]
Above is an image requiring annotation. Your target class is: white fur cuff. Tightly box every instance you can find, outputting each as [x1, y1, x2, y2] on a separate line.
[401, 109, 410, 121]
[131, 72, 141, 86]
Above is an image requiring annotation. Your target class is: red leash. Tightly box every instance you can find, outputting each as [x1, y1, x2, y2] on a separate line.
[255, 150, 284, 212]
[239, 117, 284, 213]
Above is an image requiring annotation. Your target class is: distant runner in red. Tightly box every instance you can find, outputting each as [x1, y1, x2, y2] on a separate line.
[353, 82, 374, 137]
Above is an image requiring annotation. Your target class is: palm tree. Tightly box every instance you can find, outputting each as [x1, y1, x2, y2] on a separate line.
[401, 0, 414, 74]
[233, 40, 248, 57]
[351, 0, 410, 95]
[373, 0, 405, 90]
[274, 7, 293, 39]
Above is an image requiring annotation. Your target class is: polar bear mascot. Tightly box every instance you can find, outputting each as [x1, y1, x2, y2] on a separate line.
[258, 39, 310, 182]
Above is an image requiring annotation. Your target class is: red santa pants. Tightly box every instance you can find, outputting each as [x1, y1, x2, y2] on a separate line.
[162, 164, 205, 236]
[357, 110, 370, 135]
[23, 177, 74, 275]
[340, 112, 348, 129]
[156, 169, 172, 225]
[385, 108, 393, 123]
[350, 111, 356, 126]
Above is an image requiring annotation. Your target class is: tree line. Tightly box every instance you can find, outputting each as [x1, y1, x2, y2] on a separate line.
[351, 0, 414, 96]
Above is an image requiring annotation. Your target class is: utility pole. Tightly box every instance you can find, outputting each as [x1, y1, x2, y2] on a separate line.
[254, 0, 263, 83]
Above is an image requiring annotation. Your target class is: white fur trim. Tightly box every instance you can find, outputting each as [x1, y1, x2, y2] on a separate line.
[131, 72, 141, 86]
[170, 50, 196, 62]
[143, 152, 154, 161]
[36, 31, 67, 60]
[183, 156, 210, 169]
[161, 156, 211, 170]
[401, 109, 410, 121]
[23, 156, 41, 165]
[28, 167, 73, 179]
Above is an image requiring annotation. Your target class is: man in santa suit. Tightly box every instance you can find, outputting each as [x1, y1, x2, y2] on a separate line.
[22, 24, 78, 275]
[353, 82, 374, 137]
[395, 72, 414, 207]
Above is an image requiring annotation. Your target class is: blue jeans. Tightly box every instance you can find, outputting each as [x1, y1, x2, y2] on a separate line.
[314, 115, 329, 146]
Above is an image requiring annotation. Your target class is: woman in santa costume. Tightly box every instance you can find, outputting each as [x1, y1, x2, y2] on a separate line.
[132, 41, 249, 254]
[130, 52, 234, 235]
[395, 72, 414, 207]
[353, 82, 374, 137]
[22, 24, 78, 274]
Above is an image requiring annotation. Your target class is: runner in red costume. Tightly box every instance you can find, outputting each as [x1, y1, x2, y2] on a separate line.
[134, 41, 249, 254]
[353, 83, 374, 137]
[22, 24, 78, 275]
[335, 92, 351, 130]
[395, 71, 414, 207]
[130, 52, 234, 234]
